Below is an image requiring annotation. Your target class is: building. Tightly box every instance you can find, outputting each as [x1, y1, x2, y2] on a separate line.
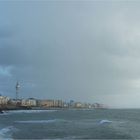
[36, 99, 64, 108]
[8, 99, 21, 106]
[92, 103, 105, 109]
[69, 100, 75, 108]
[63, 102, 69, 108]
[74, 102, 83, 108]
[0, 95, 10, 105]
[21, 98, 37, 107]
[37, 99, 54, 107]
[53, 100, 64, 108]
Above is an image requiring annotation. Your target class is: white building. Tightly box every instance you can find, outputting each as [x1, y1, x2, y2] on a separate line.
[0, 96, 10, 105]
[21, 98, 36, 107]
[74, 102, 83, 108]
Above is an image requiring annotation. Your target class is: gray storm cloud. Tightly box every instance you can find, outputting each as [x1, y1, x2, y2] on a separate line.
[0, 1, 140, 108]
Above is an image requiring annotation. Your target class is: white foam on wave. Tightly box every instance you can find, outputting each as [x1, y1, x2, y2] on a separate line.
[6, 109, 57, 114]
[15, 120, 56, 124]
[99, 119, 112, 124]
[0, 126, 17, 140]
[15, 119, 67, 124]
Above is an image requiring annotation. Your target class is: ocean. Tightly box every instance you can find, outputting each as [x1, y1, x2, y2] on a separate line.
[0, 109, 140, 139]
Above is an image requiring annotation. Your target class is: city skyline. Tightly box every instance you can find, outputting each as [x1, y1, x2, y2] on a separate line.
[1, 1, 140, 108]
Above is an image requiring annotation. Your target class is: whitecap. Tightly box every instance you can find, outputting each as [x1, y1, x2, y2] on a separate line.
[99, 119, 112, 124]
[6, 110, 57, 114]
[15, 119, 67, 124]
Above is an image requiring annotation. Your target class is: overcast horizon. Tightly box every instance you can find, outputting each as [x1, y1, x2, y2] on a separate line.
[1, 1, 140, 108]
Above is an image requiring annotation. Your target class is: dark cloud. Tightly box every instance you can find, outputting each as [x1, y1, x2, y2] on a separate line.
[0, 1, 140, 108]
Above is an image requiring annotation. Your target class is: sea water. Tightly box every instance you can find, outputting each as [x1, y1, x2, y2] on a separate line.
[0, 109, 140, 139]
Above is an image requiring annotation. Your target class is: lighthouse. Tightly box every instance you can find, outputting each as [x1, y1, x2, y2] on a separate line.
[16, 81, 20, 100]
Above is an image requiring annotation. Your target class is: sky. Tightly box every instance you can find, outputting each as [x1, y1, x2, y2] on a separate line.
[1, 1, 140, 108]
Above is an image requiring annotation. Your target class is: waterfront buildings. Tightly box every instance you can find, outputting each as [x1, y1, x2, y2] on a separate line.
[0, 82, 106, 110]
[0, 95, 106, 110]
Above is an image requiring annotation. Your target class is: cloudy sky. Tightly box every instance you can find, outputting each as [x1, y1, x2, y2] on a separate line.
[1, 1, 140, 108]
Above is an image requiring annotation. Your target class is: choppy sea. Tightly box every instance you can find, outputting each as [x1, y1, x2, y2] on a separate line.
[0, 109, 140, 139]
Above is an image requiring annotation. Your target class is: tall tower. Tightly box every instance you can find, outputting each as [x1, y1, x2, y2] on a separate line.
[16, 81, 20, 100]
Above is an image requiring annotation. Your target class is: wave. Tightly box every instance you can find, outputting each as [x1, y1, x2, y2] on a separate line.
[99, 119, 112, 124]
[5, 110, 57, 114]
[0, 126, 17, 140]
[98, 119, 126, 126]
[15, 119, 67, 124]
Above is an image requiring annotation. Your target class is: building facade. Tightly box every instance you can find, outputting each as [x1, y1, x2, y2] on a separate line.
[0, 96, 10, 105]
[21, 98, 37, 107]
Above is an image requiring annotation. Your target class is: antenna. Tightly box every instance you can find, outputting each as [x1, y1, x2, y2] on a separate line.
[16, 81, 20, 100]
